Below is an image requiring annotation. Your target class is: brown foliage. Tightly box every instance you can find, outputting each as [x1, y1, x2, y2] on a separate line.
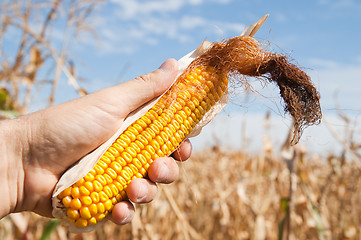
[0, 0, 100, 115]
[1, 145, 360, 239]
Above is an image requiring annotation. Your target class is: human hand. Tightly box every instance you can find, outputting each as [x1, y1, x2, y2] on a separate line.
[0, 59, 192, 225]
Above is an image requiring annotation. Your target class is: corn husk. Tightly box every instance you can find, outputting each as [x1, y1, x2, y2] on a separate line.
[52, 15, 269, 233]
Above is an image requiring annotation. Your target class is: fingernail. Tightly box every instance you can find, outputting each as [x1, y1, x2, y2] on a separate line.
[136, 183, 148, 202]
[158, 59, 175, 73]
[120, 211, 131, 224]
[157, 162, 169, 181]
[119, 207, 133, 225]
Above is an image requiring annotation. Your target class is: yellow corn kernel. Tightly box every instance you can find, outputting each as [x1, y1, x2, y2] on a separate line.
[134, 140, 145, 150]
[90, 192, 100, 203]
[116, 193, 122, 202]
[120, 134, 131, 145]
[145, 145, 155, 157]
[125, 147, 137, 158]
[120, 169, 131, 181]
[116, 139, 128, 149]
[79, 186, 90, 196]
[70, 198, 82, 210]
[103, 185, 113, 198]
[121, 152, 132, 163]
[94, 165, 104, 175]
[71, 187, 80, 198]
[62, 196, 72, 208]
[110, 162, 122, 174]
[84, 172, 94, 182]
[127, 126, 139, 135]
[123, 166, 134, 177]
[107, 147, 119, 158]
[113, 181, 124, 192]
[80, 207, 91, 220]
[132, 158, 142, 169]
[93, 180, 103, 192]
[116, 176, 127, 187]
[88, 217, 97, 226]
[116, 157, 127, 167]
[137, 133, 148, 146]
[125, 130, 137, 142]
[97, 160, 108, 169]
[104, 152, 115, 161]
[104, 200, 113, 211]
[84, 181, 94, 192]
[141, 131, 152, 143]
[89, 204, 98, 215]
[113, 143, 124, 153]
[75, 218, 88, 228]
[57, 187, 70, 200]
[101, 156, 112, 165]
[75, 178, 85, 187]
[143, 163, 150, 171]
[80, 196, 92, 206]
[67, 209, 80, 220]
[141, 150, 152, 162]
[96, 202, 105, 214]
[129, 142, 141, 153]
[104, 174, 113, 185]
[57, 66, 228, 228]
[95, 213, 106, 222]
[95, 175, 107, 186]
[128, 164, 138, 175]
[119, 191, 126, 199]
[99, 191, 109, 202]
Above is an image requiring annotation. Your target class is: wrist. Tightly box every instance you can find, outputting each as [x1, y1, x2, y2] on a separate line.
[0, 118, 27, 218]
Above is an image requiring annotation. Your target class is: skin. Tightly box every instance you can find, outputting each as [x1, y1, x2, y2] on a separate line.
[0, 58, 192, 225]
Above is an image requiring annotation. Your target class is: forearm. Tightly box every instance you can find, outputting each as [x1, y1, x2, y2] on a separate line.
[0, 118, 26, 218]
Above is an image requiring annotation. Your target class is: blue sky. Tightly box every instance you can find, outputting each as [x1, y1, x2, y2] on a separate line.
[45, 0, 361, 153]
[3, 0, 361, 153]
[60, 0, 361, 114]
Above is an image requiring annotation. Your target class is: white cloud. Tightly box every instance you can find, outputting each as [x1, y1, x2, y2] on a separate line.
[318, 0, 361, 9]
[110, 0, 187, 19]
[86, 1, 245, 54]
[110, 0, 232, 19]
[180, 16, 207, 30]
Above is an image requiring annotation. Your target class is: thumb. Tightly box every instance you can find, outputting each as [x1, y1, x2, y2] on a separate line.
[101, 58, 179, 117]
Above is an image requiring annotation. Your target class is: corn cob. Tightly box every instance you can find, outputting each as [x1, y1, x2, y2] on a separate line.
[54, 15, 322, 231]
[56, 66, 228, 228]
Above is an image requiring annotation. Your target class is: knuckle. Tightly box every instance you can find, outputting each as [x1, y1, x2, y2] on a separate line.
[135, 73, 152, 83]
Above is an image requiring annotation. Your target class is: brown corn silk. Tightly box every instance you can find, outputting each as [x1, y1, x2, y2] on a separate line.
[191, 36, 322, 144]
[54, 34, 321, 232]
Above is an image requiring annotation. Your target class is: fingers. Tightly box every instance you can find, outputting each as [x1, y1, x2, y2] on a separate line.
[171, 139, 192, 162]
[126, 178, 158, 203]
[97, 58, 179, 117]
[112, 139, 192, 225]
[111, 201, 135, 225]
[148, 157, 179, 184]
[111, 178, 159, 225]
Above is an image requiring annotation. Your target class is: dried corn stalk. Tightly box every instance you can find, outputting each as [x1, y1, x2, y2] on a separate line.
[52, 15, 322, 232]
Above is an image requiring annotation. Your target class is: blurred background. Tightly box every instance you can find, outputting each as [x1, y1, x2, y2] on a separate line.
[1, 0, 360, 239]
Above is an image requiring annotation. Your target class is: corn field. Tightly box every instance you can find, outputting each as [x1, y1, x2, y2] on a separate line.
[1, 1, 361, 239]
[1, 136, 361, 239]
